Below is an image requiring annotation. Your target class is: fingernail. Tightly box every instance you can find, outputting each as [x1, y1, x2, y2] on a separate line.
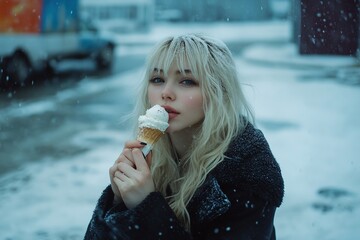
[140, 142, 147, 145]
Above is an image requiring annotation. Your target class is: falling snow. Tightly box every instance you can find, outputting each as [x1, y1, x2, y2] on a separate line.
[0, 20, 359, 240]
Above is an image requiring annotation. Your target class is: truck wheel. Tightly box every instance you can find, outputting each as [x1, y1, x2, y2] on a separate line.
[8, 53, 32, 86]
[96, 45, 114, 71]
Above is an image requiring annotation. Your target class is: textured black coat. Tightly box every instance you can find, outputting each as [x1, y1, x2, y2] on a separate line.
[84, 123, 284, 240]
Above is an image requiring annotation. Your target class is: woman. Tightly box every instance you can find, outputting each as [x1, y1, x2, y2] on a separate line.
[85, 34, 284, 240]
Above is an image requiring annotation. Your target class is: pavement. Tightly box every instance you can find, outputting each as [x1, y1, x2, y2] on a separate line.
[242, 43, 360, 68]
[241, 42, 360, 86]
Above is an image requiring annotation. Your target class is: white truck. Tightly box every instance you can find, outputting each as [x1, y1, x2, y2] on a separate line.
[0, 0, 115, 88]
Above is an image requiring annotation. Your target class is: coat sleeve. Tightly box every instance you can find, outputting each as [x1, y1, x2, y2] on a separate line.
[84, 185, 192, 240]
[84, 185, 126, 240]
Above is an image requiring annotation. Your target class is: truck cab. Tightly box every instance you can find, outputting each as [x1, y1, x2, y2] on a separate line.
[0, 0, 115, 88]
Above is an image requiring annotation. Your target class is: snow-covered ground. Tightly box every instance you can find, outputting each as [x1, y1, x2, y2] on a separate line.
[238, 57, 360, 240]
[1, 21, 360, 239]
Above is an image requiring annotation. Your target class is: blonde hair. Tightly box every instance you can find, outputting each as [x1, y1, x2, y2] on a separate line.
[132, 34, 253, 231]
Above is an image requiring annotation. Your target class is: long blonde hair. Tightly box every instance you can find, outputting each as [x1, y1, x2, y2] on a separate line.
[132, 34, 253, 230]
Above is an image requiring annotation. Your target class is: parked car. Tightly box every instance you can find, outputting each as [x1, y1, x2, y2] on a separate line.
[0, 0, 116, 88]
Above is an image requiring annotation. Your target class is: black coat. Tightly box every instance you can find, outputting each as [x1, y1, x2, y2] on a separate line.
[84, 123, 284, 240]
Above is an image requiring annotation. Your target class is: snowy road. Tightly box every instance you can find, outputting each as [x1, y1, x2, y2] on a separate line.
[0, 51, 145, 176]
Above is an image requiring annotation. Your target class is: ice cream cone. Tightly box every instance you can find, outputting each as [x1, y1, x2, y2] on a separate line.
[137, 127, 164, 145]
[137, 105, 169, 156]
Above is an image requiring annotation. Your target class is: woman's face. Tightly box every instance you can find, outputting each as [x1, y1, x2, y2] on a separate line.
[147, 61, 205, 134]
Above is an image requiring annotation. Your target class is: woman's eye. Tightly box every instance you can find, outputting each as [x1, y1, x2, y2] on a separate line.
[180, 79, 197, 86]
[150, 77, 164, 84]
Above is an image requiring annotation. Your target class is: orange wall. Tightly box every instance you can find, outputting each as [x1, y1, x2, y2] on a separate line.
[0, 0, 42, 33]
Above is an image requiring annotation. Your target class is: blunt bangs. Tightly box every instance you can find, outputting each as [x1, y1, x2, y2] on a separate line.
[146, 35, 210, 82]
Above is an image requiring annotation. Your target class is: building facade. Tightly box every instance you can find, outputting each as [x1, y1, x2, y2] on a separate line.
[155, 0, 273, 22]
[80, 0, 154, 32]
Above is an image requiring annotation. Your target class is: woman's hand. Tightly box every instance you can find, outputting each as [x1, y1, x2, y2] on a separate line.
[113, 148, 154, 209]
[109, 141, 154, 209]
[109, 141, 144, 204]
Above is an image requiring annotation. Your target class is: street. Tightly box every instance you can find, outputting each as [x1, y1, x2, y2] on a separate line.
[0, 51, 145, 176]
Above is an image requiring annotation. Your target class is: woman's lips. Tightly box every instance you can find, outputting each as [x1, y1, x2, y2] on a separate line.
[168, 112, 179, 120]
[163, 105, 179, 120]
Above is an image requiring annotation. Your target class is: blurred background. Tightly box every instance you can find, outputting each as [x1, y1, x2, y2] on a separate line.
[0, 0, 360, 239]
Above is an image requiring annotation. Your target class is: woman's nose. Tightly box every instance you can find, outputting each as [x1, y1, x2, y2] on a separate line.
[161, 84, 175, 101]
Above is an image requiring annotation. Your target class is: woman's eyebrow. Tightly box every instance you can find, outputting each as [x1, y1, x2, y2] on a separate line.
[176, 69, 192, 75]
[152, 68, 192, 75]
[153, 68, 164, 73]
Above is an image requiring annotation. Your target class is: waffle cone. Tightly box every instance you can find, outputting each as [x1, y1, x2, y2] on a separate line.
[137, 127, 164, 145]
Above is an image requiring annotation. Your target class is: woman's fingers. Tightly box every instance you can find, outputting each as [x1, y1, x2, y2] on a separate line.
[117, 162, 137, 179]
[115, 140, 147, 166]
[110, 152, 130, 178]
[124, 140, 146, 149]
[115, 152, 151, 185]
[109, 164, 117, 177]
[115, 148, 134, 165]
[112, 149, 155, 209]
[114, 170, 128, 181]
[113, 175, 124, 189]
[110, 140, 148, 204]
[111, 149, 137, 182]
[132, 149, 152, 173]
